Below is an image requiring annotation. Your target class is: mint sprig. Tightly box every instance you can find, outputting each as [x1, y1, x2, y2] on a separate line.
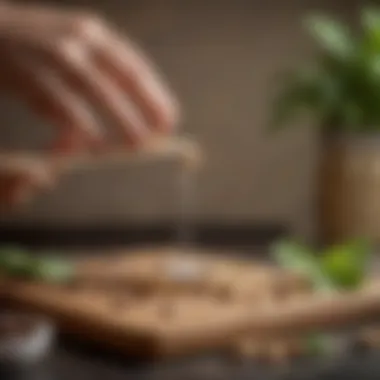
[0, 246, 75, 284]
[271, 238, 371, 355]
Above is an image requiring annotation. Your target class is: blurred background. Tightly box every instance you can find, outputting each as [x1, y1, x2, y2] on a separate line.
[3, 2, 380, 378]
[0, 0, 370, 247]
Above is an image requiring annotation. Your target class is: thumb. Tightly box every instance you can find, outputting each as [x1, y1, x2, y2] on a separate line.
[0, 159, 55, 210]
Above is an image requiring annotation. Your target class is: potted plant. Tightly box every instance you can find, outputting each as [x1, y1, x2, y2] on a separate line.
[270, 7, 380, 244]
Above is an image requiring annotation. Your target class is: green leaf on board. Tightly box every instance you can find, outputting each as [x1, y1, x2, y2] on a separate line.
[271, 239, 334, 292]
[32, 256, 75, 283]
[321, 239, 371, 290]
[0, 246, 75, 284]
[272, 237, 370, 357]
[0, 246, 32, 277]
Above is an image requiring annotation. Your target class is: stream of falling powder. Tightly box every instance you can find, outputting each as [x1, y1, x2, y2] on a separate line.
[176, 165, 199, 250]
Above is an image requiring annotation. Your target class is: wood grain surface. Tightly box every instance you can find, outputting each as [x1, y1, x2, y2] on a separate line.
[1, 247, 380, 360]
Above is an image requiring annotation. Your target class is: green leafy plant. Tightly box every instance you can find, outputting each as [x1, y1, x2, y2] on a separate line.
[270, 7, 380, 132]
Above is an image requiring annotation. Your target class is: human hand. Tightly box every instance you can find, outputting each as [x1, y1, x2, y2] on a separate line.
[0, 160, 54, 212]
[0, 2, 180, 209]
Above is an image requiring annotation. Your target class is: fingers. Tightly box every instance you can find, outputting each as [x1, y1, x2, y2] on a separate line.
[2, 10, 180, 150]
[0, 6, 182, 214]
[94, 32, 180, 134]
[66, 14, 180, 133]
[50, 129, 90, 154]
[0, 161, 55, 211]
[11, 60, 103, 151]
[51, 43, 149, 147]
[0, 174, 28, 210]
[37, 14, 180, 146]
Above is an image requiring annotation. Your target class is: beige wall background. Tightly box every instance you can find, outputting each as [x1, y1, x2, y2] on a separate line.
[0, 0, 360, 239]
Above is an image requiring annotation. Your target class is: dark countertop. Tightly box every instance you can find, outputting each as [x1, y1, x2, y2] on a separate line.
[4, 339, 380, 380]
[0, 239, 379, 380]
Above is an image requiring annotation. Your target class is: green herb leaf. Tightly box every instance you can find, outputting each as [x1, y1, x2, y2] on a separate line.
[305, 14, 353, 59]
[271, 239, 334, 292]
[361, 7, 380, 51]
[0, 246, 75, 283]
[30, 256, 75, 283]
[0, 246, 31, 276]
[272, 237, 370, 357]
[321, 239, 371, 290]
[269, 67, 333, 130]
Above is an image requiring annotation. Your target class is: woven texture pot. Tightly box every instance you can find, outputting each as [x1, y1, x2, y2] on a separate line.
[318, 133, 380, 244]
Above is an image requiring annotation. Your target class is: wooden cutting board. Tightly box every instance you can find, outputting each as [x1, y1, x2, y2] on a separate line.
[0, 247, 312, 359]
